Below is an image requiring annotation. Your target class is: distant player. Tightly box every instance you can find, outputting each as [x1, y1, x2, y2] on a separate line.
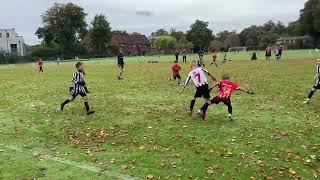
[303, 59, 320, 104]
[117, 50, 124, 80]
[198, 49, 204, 60]
[182, 49, 187, 63]
[61, 62, 95, 115]
[37, 58, 44, 72]
[265, 47, 272, 60]
[169, 61, 182, 85]
[222, 52, 227, 64]
[197, 58, 205, 67]
[175, 50, 180, 62]
[180, 61, 216, 116]
[210, 50, 218, 67]
[198, 74, 254, 120]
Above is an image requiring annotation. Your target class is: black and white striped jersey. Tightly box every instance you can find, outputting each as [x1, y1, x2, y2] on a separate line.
[184, 67, 211, 87]
[72, 71, 85, 94]
[316, 65, 320, 85]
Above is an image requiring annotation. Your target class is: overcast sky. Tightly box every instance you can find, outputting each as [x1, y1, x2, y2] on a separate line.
[0, 0, 308, 45]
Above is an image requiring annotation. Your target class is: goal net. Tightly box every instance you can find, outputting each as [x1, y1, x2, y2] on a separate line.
[228, 47, 247, 52]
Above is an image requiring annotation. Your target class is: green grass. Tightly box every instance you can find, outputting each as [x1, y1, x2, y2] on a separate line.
[0, 50, 320, 179]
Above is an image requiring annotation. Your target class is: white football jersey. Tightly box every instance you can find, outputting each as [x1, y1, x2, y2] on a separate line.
[185, 67, 211, 87]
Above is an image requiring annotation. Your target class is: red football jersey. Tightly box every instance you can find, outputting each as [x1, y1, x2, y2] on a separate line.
[38, 60, 43, 66]
[172, 63, 181, 75]
[218, 80, 240, 99]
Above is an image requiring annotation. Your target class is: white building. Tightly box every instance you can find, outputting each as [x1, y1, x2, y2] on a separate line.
[0, 29, 25, 56]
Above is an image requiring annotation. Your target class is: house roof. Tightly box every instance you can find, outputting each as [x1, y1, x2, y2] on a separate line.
[112, 34, 150, 45]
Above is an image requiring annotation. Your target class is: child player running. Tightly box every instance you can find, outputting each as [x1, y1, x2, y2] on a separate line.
[180, 61, 216, 116]
[199, 74, 254, 120]
[169, 61, 182, 85]
[303, 59, 320, 104]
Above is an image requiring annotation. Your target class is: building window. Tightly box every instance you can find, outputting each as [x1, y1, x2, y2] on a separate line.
[10, 44, 18, 53]
[0, 33, 2, 38]
[6, 33, 9, 38]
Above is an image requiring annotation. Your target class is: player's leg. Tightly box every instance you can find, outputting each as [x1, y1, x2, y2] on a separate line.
[118, 65, 124, 79]
[214, 59, 218, 67]
[61, 94, 76, 111]
[177, 74, 182, 85]
[81, 93, 95, 115]
[188, 91, 199, 116]
[223, 100, 233, 120]
[304, 85, 319, 103]
[84, 86, 90, 93]
[199, 96, 219, 119]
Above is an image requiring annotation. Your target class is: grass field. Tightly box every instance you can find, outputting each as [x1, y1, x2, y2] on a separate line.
[0, 51, 320, 179]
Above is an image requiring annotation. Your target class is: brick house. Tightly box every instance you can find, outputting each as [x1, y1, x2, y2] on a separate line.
[111, 34, 151, 56]
[82, 34, 151, 56]
[276, 35, 314, 49]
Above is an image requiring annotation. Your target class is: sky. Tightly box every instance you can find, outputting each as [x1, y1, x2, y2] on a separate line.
[0, 0, 308, 45]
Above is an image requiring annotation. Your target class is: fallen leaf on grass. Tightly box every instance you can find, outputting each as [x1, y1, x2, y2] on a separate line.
[289, 168, 296, 175]
[280, 131, 289, 136]
[121, 165, 128, 170]
[146, 174, 154, 179]
[139, 145, 145, 150]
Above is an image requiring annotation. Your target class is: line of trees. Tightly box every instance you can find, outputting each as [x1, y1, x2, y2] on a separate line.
[34, 2, 114, 57]
[152, 0, 320, 52]
[33, 0, 319, 58]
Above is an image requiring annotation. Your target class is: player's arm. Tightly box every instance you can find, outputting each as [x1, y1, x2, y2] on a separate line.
[314, 67, 320, 82]
[202, 68, 217, 83]
[179, 75, 191, 94]
[238, 87, 254, 94]
[209, 82, 220, 92]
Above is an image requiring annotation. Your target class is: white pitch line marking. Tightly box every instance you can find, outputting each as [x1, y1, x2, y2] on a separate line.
[0, 144, 138, 180]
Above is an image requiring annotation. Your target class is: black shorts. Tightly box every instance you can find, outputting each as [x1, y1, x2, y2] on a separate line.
[173, 73, 181, 80]
[194, 84, 210, 99]
[39, 66, 43, 70]
[72, 92, 86, 98]
[118, 63, 124, 69]
[210, 96, 231, 105]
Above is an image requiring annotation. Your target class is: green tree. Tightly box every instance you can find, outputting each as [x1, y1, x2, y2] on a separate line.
[209, 40, 224, 51]
[224, 33, 240, 49]
[151, 29, 169, 37]
[186, 20, 213, 50]
[177, 37, 193, 49]
[287, 21, 301, 36]
[36, 2, 88, 56]
[154, 35, 177, 49]
[89, 14, 112, 55]
[239, 25, 265, 47]
[216, 30, 233, 42]
[169, 29, 185, 42]
[299, 0, 320, 40]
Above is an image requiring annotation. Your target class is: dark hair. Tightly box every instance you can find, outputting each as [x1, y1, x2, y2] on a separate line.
[75, 62, 83, 68]
[222, 74, 230, 80]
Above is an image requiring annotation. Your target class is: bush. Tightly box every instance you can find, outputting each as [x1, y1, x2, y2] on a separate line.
[31, 44, 59, 57]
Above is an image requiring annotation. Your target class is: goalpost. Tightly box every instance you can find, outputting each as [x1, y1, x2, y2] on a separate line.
[228, 47, 247, 52]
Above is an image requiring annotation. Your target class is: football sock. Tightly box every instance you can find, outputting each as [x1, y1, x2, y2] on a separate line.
[190, 99, 196, 110]
[84, 87, 89, 93]
[307, 90, 316, 99]
[62, 99, 70, 106]
[201, 102, 210, 113]
[227, 104, 233, 114]
[84, 102, 90, 112]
